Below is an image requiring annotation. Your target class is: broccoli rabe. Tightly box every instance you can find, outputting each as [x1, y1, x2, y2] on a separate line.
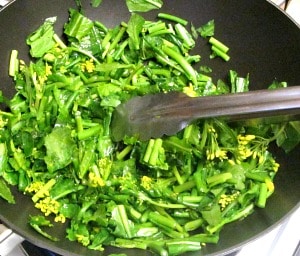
[0, 6, 299, 256]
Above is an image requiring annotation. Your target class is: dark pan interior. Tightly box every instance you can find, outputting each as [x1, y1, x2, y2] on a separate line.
[0, 1, 299, 255]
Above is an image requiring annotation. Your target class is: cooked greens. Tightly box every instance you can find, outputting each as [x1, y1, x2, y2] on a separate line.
[0, 6, 299, 256]
[126, 0, 163, 12]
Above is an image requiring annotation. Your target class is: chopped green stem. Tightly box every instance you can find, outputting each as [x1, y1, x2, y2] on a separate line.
[53, 34, 67, 48]
[109, 26, 127, 52]
[173, 180, 196, 193]
[113, 39, 129, 60]
[193, 166, 208, 193]
[162, 45, 197, 85]
[184, 219, 203, 232]
[68, 47, 101, 65]
[30, 223, 59, 242]
[257, 182, 268, 208]
[94, 20, 108, 33]
[32, 179, 56, 203]
[158, 13, 188, 26]
[173, 166, 184, 185]
[209, 37, 229, 53]
[77, 125, 102, 140]
[206, 172, 233, 186]
[166, 240, 201, 255]
[148, 21, 166, 34]
[149, 138, 163, 166]
[0, 111, 14, 117]
[211, 45, 230, 61]
[117, 145, 133, 160]
[9, 50, 19, 77]
[245, 172, 269, 182]
[148, 211, 180, 230]
[138, 191, 186, 209]
[117, 204, 133, 238]
[175, 23, 195, 49]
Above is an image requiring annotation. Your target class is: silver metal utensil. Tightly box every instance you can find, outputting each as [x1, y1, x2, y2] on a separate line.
[111, 86, 300, 141]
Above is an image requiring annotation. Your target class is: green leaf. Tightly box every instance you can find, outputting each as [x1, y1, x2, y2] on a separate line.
[197, 19, 214, 38]
[73, 26, 103, 55]
[127, 13, 145, 50]
[91, 0, 102, 7]
[0, 143, 8, 173]
[26, 17, 56, 58]
[44, 126, 76, 172]
[111, 204, 135, 238]
[201, 204, 222, 226]
[0, 178, 15, 204]
[275, 121, 300, 153]
[229, 70, 249, 93]
[64, 9, 94, 40]
[59, 203, 80, 219]
[95, 63, 134, 73]
[50, 178, 78, 199]
[126, 0, 163, 12]
[29, 215, 59, 241]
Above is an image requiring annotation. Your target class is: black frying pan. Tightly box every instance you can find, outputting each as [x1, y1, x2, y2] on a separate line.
[0, 1, 299, 255]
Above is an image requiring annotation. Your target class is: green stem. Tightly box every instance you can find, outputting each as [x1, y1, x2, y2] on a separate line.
[158, 13, 188, 26]
[162, 45, 197, 85]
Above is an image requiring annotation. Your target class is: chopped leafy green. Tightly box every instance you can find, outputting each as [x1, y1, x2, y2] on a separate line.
[0, 178, 15, 204]
[274, 121, 300, 153]
[197, 19, 215, 38]
[126, 0, 163, 12]
[26, 17, 57, 58]
[0, 5, 298, 256]
[91, 0, 103, 7]
[44, 127, 76, 172]
[127, 13, 145, 50]
[64, 9, 94, 40]
[29, 215, 59, 241]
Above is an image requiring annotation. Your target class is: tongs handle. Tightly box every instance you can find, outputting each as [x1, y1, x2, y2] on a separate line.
[171, 86, 300, 120]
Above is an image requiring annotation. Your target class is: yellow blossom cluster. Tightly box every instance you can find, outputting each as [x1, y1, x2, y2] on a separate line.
[270, 159, 280, 172]
[265, 178, 275, 194]
[183, 84, 197, 97]
[205, 126, 228, 161]
[81, 59, 95, 73]
[26, 180, 66, 223]
[236, 134, 256, 161]
[76, 234, 90, 247]
[0, 116, 8, 129]
[25, 181, 45, 194]
[235, 134, 274, 166]
[34, 195, 66, 223]
[218, 191, 240, 210]
[88, 172, 105, 187]
[54, 213, 66, 223]
[141, 175, 153, 190]
[206, 149, 228, 161]
[35, 196, 59, 216]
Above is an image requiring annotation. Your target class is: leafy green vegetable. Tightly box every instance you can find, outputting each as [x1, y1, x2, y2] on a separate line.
[0, 178, 15, 204]
[44, 127, 76, 172]
[91, 0, 102, 7]
[126, 0, 163, 12]
[127, 13, 145, 50]
[197, 19, 214, 38]
[26, 17, 57, 58]
[274, 121, 300, 153]
[64, 9, 94, 40]
[158, 13, 188, 26]
[29, 215, 59, 241]
[0, 5, 299, 256]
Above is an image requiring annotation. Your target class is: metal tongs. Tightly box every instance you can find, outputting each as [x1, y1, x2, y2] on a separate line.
[111, 86, 300, 141]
